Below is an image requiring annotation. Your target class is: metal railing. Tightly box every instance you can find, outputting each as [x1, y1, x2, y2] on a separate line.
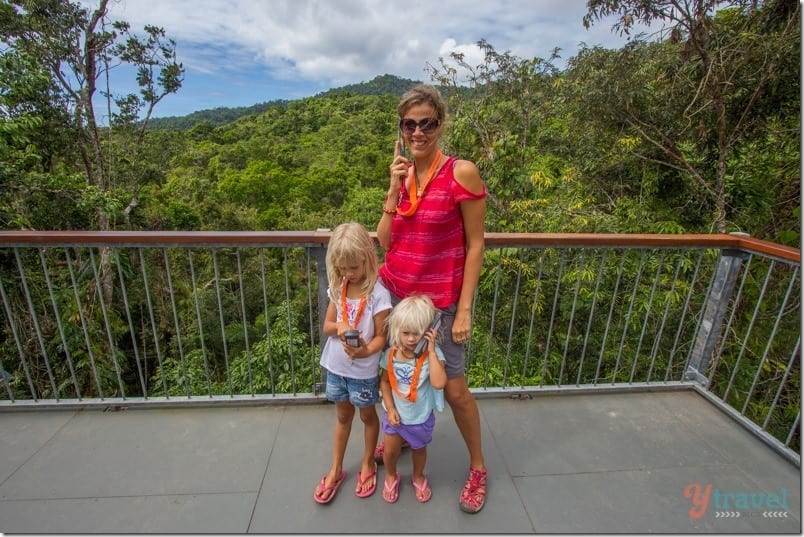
[0, 231, 799, 464]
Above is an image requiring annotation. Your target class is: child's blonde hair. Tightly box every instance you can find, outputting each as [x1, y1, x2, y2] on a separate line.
[326, 222, 379, 299]
[387, 295, 439, 348]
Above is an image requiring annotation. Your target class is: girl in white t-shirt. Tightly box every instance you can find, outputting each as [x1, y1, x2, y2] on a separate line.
[379, 295, 447, 504]
[314, 222, 392, 504]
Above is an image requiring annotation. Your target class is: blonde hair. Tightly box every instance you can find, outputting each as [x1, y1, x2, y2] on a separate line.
[326, 222, 379, 299]
[397, 84, 447, 124]
[387, 295, 439, 348]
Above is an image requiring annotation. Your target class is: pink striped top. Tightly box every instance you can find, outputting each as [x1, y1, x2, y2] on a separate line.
[379, 156, 487, 308]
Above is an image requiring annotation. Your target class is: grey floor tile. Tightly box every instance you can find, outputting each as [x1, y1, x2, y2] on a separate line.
[0, 410, 76, 484]
[0, 406, 281, 499]
[0, 492, 257, 533]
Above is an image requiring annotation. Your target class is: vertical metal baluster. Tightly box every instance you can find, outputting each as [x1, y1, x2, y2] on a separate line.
[560, 249, 585, 386]
[484, 249, 504, 389]
[114, 249, 147, 397]
[259, 248, 275, 394]
[740, 266, 798, 416]
[282, 248, 296, 394]
[630, 250, 665, 384]
[88, 248, 125, 397]
[543, 250, 566, 387]
[723, 260, 775, 404]
[306, 248, 316, 394]
[40, 248, 81, 398]
[613, 250, 646, 384]
[522, 249, 545, 388]
[578, 249, 607, 386]
[212, 248, 232, 397]
[665, 249, 705, 382]
[163, 248, 190, 398]
[594, 250, 627, 385]
[188, 250, 212, 396]
[647, 249, 684, 384]
[762, 337, 800, 431]
[0, 274, 34, 400]
[236, 248, 253, 396]
[708, 255, 753, 383]
[65, 248, 103, 398]
[502, 248, 525, 388]
[785, 412, 800, 448]
[139, 247, 168, 397]
[14, 248, 57, 397]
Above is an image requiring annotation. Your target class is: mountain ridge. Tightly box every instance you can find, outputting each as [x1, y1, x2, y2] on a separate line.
[147, 74, 422, 130]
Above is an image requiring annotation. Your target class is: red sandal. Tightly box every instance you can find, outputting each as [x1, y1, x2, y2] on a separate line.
[373, 439, 410, 465]
[459, 468, 487, 513]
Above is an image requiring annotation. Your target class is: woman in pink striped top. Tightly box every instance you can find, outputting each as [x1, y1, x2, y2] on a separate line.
[376, 84, 488, 513]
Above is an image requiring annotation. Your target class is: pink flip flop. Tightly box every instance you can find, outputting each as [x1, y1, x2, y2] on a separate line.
[383, 472, 400, 503]
[412, 476, 432, 503]
[355, 463, 377, 498]
[313, 470, 346, 504]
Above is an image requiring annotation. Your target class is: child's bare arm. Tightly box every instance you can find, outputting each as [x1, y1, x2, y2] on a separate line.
[428, 349, 447, 389]
[424, 328, 447, 389]
[344, 308, 390, 359]
[322, 301, 350, 339]
[379, 368, 400, 426]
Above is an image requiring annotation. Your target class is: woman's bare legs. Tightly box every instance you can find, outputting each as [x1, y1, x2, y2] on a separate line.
[446, 375, 488, 512]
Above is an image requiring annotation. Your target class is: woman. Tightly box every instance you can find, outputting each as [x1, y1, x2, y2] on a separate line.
[376, 84, 488, 513]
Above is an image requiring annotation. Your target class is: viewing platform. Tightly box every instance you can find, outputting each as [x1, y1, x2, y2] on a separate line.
[0, 390, 799, 533]
[0, 230, 799, 532]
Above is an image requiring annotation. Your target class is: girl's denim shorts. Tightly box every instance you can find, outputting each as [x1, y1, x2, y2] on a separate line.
[325, 371, 379, 407]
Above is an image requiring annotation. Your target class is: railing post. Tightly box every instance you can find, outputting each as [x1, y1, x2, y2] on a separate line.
[313, 229, 331, 394]
[685, 233, 750, 386]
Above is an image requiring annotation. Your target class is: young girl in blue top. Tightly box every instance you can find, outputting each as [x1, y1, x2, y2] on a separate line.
[379, 295, 447, 504]
[314, 222, 392, 504]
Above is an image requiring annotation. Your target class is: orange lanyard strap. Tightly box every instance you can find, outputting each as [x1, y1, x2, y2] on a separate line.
[386, 347, 427, 403]
[339, 280, 367, 328]
[396, 150, 443, 217]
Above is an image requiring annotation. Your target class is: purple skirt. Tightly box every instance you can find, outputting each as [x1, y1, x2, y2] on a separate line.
[381, 409, 436, 450]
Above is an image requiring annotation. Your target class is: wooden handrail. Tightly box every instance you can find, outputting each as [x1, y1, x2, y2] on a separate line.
[0, 230, 798, 263]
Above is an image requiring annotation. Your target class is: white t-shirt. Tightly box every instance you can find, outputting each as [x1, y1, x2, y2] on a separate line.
[319, 280, 392, 380]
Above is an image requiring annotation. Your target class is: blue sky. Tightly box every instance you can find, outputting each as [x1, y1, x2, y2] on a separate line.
[86, 0, 653, 119]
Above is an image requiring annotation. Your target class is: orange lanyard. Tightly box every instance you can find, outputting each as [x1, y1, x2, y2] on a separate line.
[339, 281, 367, 328]
[396, 150, 443, 217]
[387, 347, 427, 402]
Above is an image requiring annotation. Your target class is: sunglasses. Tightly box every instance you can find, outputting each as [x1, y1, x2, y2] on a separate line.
[399, 117, 440, 134]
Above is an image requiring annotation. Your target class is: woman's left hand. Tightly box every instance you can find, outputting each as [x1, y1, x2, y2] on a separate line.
[452, 309, 472, 344]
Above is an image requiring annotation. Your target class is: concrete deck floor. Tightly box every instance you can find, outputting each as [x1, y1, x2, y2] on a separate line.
[0, 389, 800, 534]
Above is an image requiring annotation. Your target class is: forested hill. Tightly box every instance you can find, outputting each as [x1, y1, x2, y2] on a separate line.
[2, 1, 799, 245]
[147, 74, 421, 130]
[147, 100, 289, 130]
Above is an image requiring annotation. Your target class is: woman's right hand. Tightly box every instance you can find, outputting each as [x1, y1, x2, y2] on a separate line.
[389, 140, 409, 194]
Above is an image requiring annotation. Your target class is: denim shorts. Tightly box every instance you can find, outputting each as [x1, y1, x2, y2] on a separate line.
[325, 371, 379, 407]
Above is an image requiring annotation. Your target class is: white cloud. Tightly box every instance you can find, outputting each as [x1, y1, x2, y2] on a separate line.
[72, 0, 650, 116]
[97, 0, 635, 85]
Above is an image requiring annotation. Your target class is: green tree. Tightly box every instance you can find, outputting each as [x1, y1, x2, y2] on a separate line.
[582, 0, 800, 233]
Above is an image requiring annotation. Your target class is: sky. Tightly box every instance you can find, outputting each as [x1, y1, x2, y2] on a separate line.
[85, 0, 650, 119]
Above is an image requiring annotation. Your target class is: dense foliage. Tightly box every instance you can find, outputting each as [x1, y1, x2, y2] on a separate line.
[1, 0, 798, 241]
[0, 0, 799, 450]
